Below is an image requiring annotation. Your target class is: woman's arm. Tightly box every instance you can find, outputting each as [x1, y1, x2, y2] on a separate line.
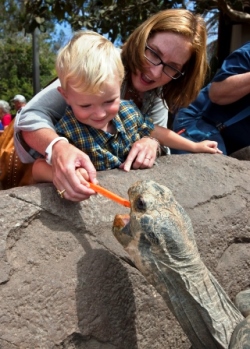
[16, 79, 65, 132]
[31, 140, 97, 201]
[14, 79, 66, 163]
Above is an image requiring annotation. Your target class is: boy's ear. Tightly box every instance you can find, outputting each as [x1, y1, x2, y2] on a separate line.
[57, 87, 69, 103]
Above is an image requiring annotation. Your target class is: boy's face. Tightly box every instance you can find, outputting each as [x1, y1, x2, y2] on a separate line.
[58, 78, 121, 132]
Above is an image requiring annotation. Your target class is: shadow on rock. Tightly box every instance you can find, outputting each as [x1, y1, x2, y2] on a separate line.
[37, 189, 138, 349]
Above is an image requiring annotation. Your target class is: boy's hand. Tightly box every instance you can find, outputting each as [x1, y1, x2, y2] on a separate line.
[75, 167, 90, 184]
[76, 168, 99, 195]
[120, 137, 158, 172]
[194, 140, 223, 154]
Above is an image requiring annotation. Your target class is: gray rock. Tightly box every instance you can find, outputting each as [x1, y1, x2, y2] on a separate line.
[230, 145, 250, 160]
[0, 154, 250, 348]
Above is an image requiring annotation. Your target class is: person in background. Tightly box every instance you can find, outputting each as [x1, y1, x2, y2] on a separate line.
[12, 95, 26, 116]
[15, 9, 208, 201]
[0, 100, 12, 132]
[32, 31, 221, 189]
[172, 41, 250, 155]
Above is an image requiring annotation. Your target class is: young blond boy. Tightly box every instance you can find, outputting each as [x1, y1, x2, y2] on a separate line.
[32, 31, 221, 185]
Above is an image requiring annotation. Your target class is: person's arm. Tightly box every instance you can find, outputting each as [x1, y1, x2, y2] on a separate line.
[209, 72, 250, 105]
[208, 43, 250, 105]
[14, 79, 97, 201]
[151, 125, 222, 154]
[32, 159, 53, 183]
[31, 140, 97, 201]
[30, 140, 97, 201]
[14, 79, 66, 163]
[21, 128, 59, 156]
[27, 133, 98, 201]
[50, 140, 97, 201]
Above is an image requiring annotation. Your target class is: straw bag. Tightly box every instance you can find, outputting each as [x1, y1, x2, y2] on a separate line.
[0, 119, 34, 189]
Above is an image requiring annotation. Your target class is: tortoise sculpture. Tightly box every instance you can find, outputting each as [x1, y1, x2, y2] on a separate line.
[112, 180, 250, 349]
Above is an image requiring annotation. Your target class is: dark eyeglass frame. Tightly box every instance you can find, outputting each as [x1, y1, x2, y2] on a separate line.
[144, 44, 185, 80]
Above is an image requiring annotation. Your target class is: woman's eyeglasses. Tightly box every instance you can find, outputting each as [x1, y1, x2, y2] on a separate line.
[144, 44, 185, 80]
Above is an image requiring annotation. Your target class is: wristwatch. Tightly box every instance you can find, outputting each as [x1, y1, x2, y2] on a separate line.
[45, 137, 69, 165]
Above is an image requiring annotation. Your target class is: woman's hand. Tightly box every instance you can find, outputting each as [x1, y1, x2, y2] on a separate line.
[120, 137, 159, 172]
[51, 141, 98, 201]
[193, 140, 222, 154]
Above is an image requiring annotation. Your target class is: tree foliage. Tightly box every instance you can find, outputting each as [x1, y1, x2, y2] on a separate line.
[0, 34, 56, 105]
[196, 0, 250, 23]
[0, 0, 69, 105]
[21, 0, 250, 42]
[22, 0, 186, 42]
[1, 0, 250, 105]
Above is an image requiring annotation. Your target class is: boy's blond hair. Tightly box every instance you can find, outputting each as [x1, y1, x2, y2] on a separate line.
[56, 31, 124, 94]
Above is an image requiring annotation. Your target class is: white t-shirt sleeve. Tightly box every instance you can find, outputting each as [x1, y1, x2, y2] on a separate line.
[14, 79, 67, 162]
[148, 96, 168, 128]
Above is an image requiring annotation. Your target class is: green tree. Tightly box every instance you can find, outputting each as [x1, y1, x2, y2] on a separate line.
[0, 34, 56, 105]
[0, 0, 25, 37]
[196, 0, 250, 23]
[21, 0, 250, 41]
[22, 0, 185, 42]
[0, 0, 69, 103]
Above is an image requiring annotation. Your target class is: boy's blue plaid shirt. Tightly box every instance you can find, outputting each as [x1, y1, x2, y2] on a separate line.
[55, 100, 154, 170]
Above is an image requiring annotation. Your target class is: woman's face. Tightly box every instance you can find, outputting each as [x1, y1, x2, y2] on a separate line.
[131, 31, 192, 93]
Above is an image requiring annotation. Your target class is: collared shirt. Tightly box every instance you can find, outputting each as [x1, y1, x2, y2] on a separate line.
[55, 100, 154, 170]
[14, 77, 168, 163]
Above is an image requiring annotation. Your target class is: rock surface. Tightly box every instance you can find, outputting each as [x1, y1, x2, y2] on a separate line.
[0, 154, 250, 349]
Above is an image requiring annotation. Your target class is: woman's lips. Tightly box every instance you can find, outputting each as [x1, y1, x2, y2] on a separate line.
[141, 73, 154, 85]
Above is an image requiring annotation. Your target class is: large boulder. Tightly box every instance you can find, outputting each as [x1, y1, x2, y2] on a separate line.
[0, 154, 250, 349]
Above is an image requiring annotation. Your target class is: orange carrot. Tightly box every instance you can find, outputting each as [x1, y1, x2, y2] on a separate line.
[89, 182, 131, 208]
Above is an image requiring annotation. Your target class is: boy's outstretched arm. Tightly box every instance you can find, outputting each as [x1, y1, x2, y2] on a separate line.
[32, 159, 54, 183]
